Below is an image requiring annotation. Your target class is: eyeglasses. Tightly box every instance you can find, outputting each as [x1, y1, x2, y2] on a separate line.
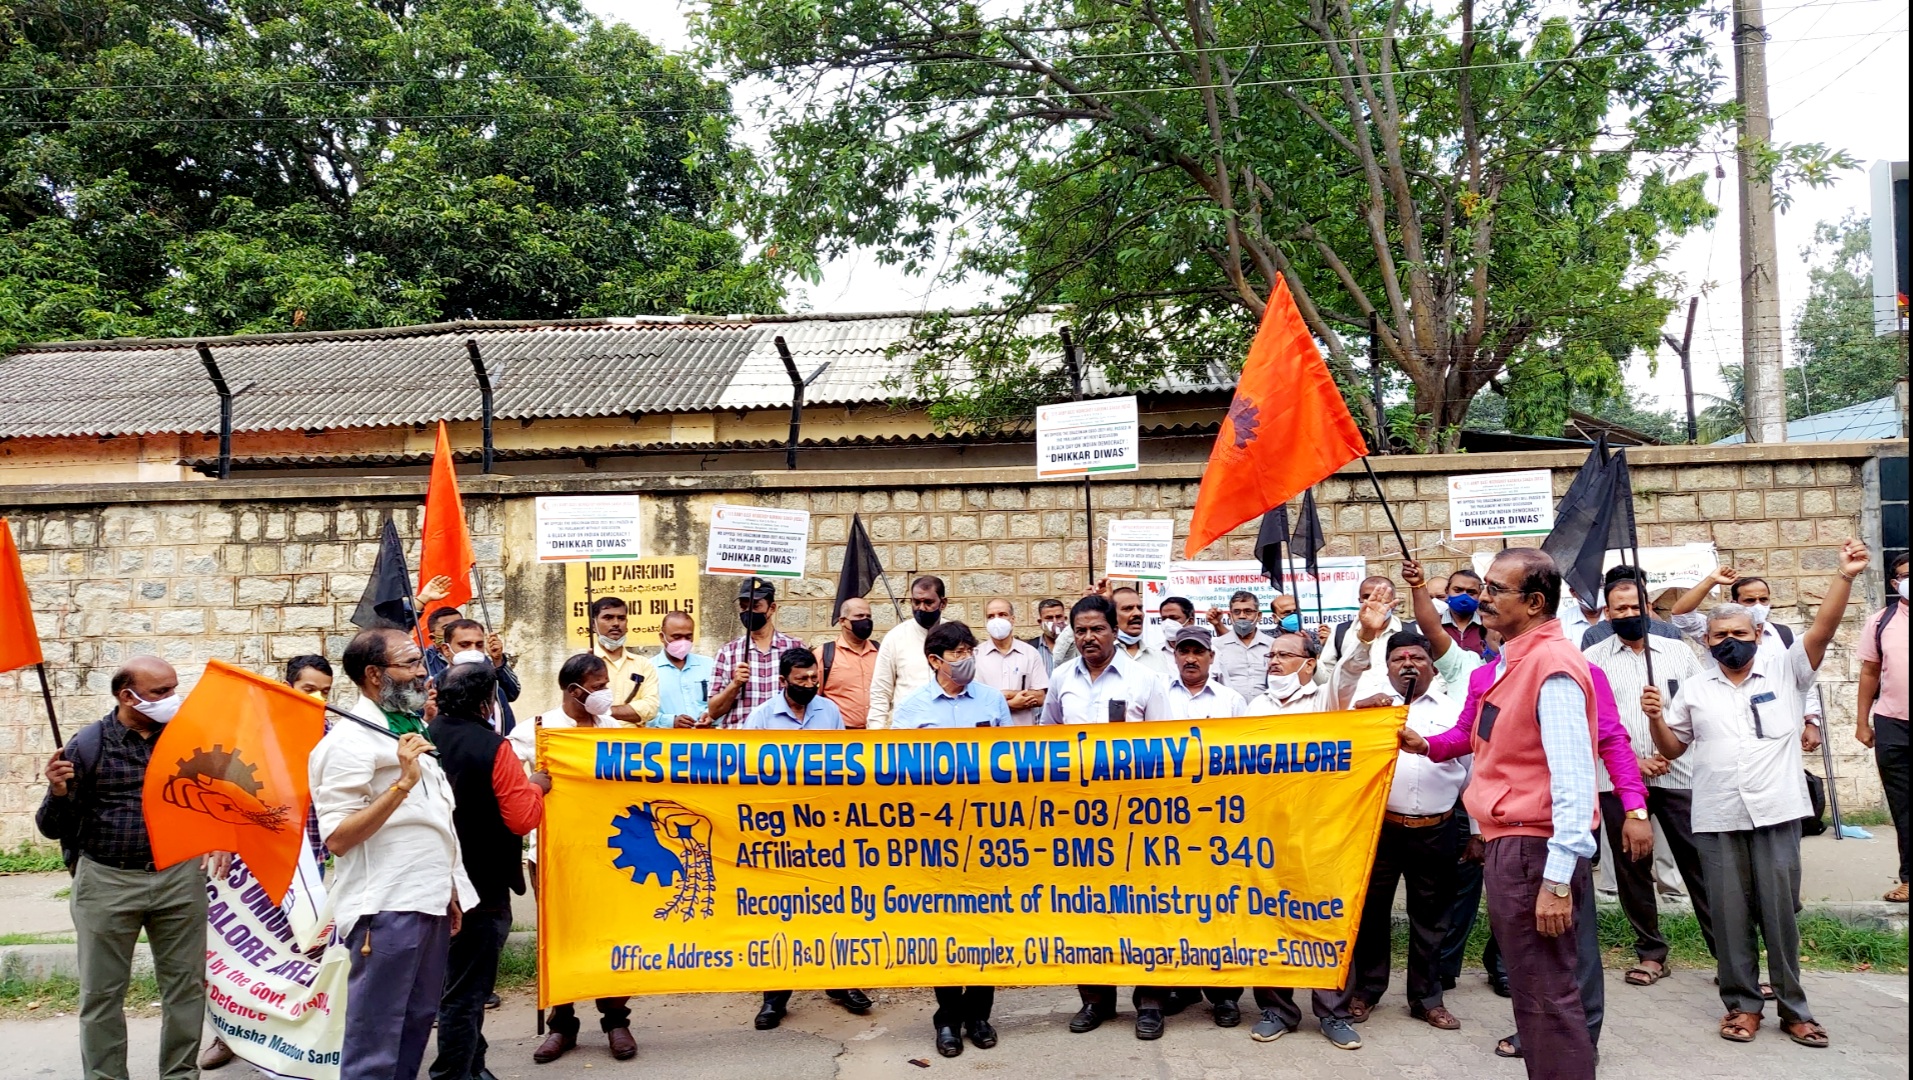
[1481, 580, 1525, 598]
[383, 657, 427, 671]
[937, 646, 976, 660]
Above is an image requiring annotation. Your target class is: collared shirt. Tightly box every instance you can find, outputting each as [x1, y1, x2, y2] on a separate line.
[1584, 633, 1702, 790]
[977, 637, 1049, 726]
[892, 680, 1013, 729]
[1165, 677, 1247, 721]
[1439, 612, 1491, 658]
[711, 631, 803, 728]
[1524, 661, 1599, 883]
[1385, 688, 1471, 817]
[1665, 638, 1817, 832]
[1029, 635, 1059, 675]
[1859, 601, 1910, 720]
[817, 635, 881, 729]
[1342, 632, 1481, 701]
[1040, 651, 1173, 725]
[35, 711, 161, 867]
[509, 707, 624, 852]
[1245, 679, 1337, 716]
[311, 695, 478, 934]
[650, 651, 717, 728]
[744, 693, 845, 730]
[868, 619, 934, 729]
[1214, 631, 1273, 701]
[594, 645, 662, 725]
[1117, 639, 1174, 681]
[1670, 612, 1823, 722]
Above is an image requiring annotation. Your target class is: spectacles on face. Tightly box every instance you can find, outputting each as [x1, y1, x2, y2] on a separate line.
[1481, 580, 1525, 598]
[383, 656, 427, 672]
[937, 646, 976, 660]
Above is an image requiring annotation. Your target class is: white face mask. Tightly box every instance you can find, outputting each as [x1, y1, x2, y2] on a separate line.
[451, 649, 488, 666]
[1159, 618, 1183, 634]
[596, 633, 626, 652]
[1899, 578, 1909, 601]
[581, 688, 615, 717]
[1267, 672, 1301, 700]
[986, 617, 1015, 642]
[1747, 603, 1770, 626]
[129, 692, 183, 723]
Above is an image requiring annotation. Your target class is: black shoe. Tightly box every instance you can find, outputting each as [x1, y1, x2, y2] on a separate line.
[1488, 974, 1511, 998]
[754, 1002, 785, 1030]
[1069, 1005, 1111, 1033]
[1160, 989, 1194, 1016]
[936, 1026, 964, 1058]
[476, 1071, 501, 1080]
[1213, 998, 1242, 1028]
[827, 989, 873, 1014]
[967, 1020, 998, 1049]
[1135, 1008, 1165, 1040]
[483, 992, 501, 1010]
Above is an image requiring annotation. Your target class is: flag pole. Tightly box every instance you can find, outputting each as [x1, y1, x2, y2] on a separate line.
[1359, 457, 1412, 557]
[469, 563, 493, 632]
[1617, 454, 1657, 687]
[35, 661, 62, 748]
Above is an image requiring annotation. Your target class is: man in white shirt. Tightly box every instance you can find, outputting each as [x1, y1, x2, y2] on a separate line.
[1209, 589, 1274, 700]
[1246, 631, 1359, 715]
[1317, 577, 1402, 686]
[867, 575, 945, 728]
[1643, 539, 1867, 1051]
[311, 628, 477, 1080]
[1667, 567, 1826, 727]
[977, 599, 1048, 726]
[1109, 585, 1174, 679]
[1341, 631, 1470, 1033]
[1164, 625, 1248, 721]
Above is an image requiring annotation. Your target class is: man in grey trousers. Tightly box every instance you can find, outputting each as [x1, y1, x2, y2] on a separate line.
[37, 655, 228, 1080]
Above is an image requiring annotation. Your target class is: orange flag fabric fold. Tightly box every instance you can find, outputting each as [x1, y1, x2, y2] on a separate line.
[418, 421, 475, 615]
[1185, 276, 1369, 557]
[142, 659, 325, 903]
[0, 518, 43, 673]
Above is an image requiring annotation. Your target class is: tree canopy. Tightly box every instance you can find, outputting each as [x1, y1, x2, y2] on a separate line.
[1788, 213, 1905, 419]
[696, 0, 1848, 448]
[0, 0, 781, 350]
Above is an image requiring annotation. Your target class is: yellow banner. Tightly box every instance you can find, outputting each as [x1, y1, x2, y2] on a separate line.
[536, 708, 1402, 1003]
[561, 556, 699, 651]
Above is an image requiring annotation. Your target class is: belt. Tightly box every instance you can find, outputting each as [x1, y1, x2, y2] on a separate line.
[1384, 809, 1454, 829]
[83, 852, 159, 872]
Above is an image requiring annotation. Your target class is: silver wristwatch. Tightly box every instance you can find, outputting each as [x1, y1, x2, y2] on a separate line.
[1541, 880, 1571, 898]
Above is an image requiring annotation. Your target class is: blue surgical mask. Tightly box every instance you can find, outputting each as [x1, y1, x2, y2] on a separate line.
[1277, 613, 1301, 633]
[1446, 593, 1480, 619]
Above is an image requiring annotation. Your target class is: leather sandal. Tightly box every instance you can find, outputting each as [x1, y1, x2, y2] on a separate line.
[1886, 882, 1909, 903]
[1625, 959, 1669, 986]
[1719, 1011, 1760, 1043]
[1410, 1004, 1460, 1030]
[1783, 1020, 1829, 1048]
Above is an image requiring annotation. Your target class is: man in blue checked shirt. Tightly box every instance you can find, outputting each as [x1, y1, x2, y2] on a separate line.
[889, 621, 1008, 1058]
[650, 610, 717, 727]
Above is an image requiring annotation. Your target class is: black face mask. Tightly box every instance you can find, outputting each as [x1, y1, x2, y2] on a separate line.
[848, 617, 874, 640]
[739, 610, 769, 632]
[785, 684, 818, 708]
[1610, 614, 1648, 642]
[1709, 636, 1758, 670]
[913, 608, 941, 630]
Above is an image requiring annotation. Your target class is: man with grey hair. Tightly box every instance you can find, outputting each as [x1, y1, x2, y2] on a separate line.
[1642, 540, 1868, 1050]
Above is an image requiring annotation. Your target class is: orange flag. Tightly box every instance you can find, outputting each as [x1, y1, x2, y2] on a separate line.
[0, 518, 43, 673]
[418, 421, 475, 619]
[1185, 276, 1369, 557]
[142, 659, 325, 903]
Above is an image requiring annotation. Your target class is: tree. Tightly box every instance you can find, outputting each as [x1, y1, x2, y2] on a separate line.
[0, 0, 781, 351]
[696, 0, 1850, 449]
[1787, 213, 1906, 418]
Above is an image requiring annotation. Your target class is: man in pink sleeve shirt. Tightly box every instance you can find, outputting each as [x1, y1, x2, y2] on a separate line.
[1406, 652, 1653, 1061]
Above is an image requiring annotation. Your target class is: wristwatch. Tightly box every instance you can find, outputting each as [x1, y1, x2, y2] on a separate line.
[1626, 808, 1649, 821]
[1541, 879, 1571, 898]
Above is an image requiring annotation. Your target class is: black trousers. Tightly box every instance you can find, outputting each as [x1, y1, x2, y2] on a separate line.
[1438, 806, 1496, 985]
[1351, 816, 1459, 1011]
[547, 997, 632, 1036]
[1878, 716, 1910, 884]
[430, 902, 513, 1080]
[1598, 788, 1715, 963]
[763, 989, 855, 1011]
[932, 986, 995, 1030]
[1076, 985, 1166, 1013]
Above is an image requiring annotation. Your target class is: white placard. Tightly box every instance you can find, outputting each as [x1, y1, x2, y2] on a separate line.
[1141, 557, 1368, 634]
[1470, 543, 1718, 596]
[534, 495, 644, 562]
[703, 503, 810, 579]
[1036, 395, 1140, 478]
[1448, 469, 1555, 540]
[1104, 519, 1174, 582]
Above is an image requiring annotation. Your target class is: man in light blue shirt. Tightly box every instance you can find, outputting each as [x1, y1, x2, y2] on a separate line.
[651, 610, 717, 728]
[893, 621, 1013, 731]
[742, 647, 845, 731]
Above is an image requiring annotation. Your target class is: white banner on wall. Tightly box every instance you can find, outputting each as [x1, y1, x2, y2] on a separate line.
[1470, 543, 1719, 597]
[1447, 469, 1555, 540]
[1104, 519, 1174, 582]
[1141, 557, 1368, 633]
[534, 495, 645, 562]
[703, 504, 811, 579]
[1035, 396, 1140, 477]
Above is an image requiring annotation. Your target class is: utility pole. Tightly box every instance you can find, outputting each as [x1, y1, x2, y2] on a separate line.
[1733, 0, 1788, 442]
[1663, 297, 1700, 443]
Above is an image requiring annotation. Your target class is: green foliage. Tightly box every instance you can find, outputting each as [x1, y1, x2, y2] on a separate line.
[0, 842, 64, 875]
[691, 0, 1840, 448]
[1788, 214, 1907, 419]
[0, 0, 782, 351]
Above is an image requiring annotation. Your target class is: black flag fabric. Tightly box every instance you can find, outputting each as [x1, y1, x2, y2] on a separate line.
[1254, 506, 1290, 590]
[832, 513, 886, 622]
[351, 518, 419, 631]
[1294, 489, 1328, 579]
[1541, 437, 1634, 607]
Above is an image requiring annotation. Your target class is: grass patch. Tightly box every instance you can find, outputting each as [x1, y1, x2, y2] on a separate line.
[1833, 807, 1893, 827]
[0, 843, 64, 875]
[0, 932, 74, 946]
[0, 970, 161, 1019]
[498, 939, 537, 991]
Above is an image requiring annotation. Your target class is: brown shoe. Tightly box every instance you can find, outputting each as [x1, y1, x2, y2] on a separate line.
[198, 1037, 235, 1070]
[607, 1027, 638, 1061]
[1347, 997, 1370, 1024]
[1411, 1005, 1461, 1030]
[533, 1031, 576, 1064]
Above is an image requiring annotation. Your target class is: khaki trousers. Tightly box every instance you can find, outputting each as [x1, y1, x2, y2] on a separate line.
[70, 857, 208, 1080]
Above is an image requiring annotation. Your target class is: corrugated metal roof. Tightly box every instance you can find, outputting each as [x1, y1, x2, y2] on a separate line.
[1711, 395, 1904, 445]
[0, 313, 1233, 439]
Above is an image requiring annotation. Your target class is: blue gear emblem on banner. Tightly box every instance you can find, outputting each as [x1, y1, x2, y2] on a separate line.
[608, 802, 717, 920]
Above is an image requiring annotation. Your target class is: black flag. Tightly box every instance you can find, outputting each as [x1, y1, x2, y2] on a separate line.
[352, 517, 419, 631]
[832, 514, 886, 622]
[1293, 489, 1327, 579]
[1542, 437, 1632, 608]
[1254, 506, 1290, 590]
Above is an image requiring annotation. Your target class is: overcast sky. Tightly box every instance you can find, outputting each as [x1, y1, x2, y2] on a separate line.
[587, 0, 1909, 418]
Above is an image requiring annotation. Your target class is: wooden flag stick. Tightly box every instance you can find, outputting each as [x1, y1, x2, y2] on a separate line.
[1359, 457, 1412, 557]
[35, 661, 62, 748]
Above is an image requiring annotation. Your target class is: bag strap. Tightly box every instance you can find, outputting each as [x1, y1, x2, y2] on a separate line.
[822, 641, 836, 686]
[1878, 603, 1898, 659]
[1773, 621, 1793, 648]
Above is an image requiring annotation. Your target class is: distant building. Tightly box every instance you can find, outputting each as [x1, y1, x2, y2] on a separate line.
[1712, 393, 1906, 445]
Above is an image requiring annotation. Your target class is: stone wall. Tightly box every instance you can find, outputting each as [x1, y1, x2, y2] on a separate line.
[0, 439, 1903, 844]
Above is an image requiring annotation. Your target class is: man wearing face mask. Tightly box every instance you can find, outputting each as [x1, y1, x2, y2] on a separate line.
[1246, 631, 1357, 715]
[1668, 568, 1826, 731]
[586, 596, 661, 727]
[1209, 590, 1274, 701]
[1582, 575, 1709, 989]
[1108, 585, 1173, 679]
[1270, 594, 1303, 636]
[1029, 598, 1068, 674]
[1436, 570, 1491, 658]
[977, 599, 1047, 726]
[1856, 553, 1910, 903]
[511, 653, 639, 1063]
[312, 629, 477, 1080]
[1642, 540, 1867, 1051]
[439, 618, 522, 736]
[652, 610, 717, 729]
[867, 575, 947, 729]
[1153, 596, 1197, 669]
[39, 656, 230, 1080]
[709, 580, 802, 729]
[817, 597, 881, 730]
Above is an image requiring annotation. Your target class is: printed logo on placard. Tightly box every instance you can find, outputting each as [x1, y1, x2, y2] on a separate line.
[162, 745, 292, 831]
[609, 801, 716, 921]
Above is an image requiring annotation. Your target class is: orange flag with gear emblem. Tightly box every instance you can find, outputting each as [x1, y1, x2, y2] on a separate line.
[1185, 275, 1369, 557]
[417, 420, 475, 626]
[0, 518, 42, 673]
[142, 659, 325, 903]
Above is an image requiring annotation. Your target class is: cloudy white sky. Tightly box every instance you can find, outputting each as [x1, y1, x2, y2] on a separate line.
[587, 0, 1909, 418]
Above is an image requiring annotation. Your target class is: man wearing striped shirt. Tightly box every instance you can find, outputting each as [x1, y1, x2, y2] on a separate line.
[1583, 575, 1709, 987]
